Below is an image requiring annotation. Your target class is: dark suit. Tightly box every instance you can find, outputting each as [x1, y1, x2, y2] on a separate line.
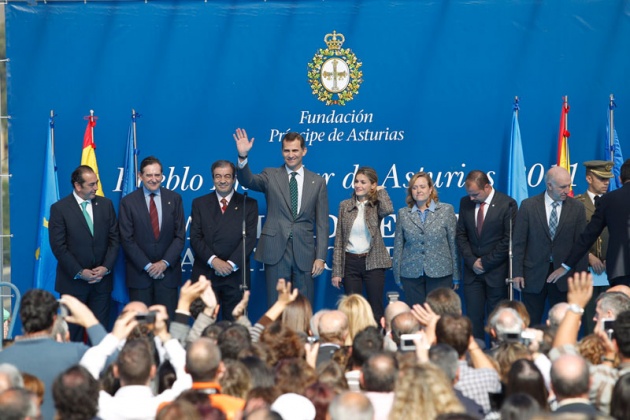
[49, 193, 119, 339]
[190, 191, 258, 320]
[513, 192, 588, 324]
[566, 183, 630, 285]
[554, 401, 599, 416]
[238, 163, 329, 306]
[456, 190, 516, 340]
[118, 187, 185, 317]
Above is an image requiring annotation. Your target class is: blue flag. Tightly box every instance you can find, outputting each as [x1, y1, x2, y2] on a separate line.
[34, 116, 60, 293]
[605, 111, 624, 191]
[111, 118, 138, 304]
[508, 102, 528, 206]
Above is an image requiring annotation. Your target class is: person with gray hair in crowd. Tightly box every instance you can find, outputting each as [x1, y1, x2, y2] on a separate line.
[328, 391, 374, 420]
[0, 388, 38, 420]
[430, 344, 484, 418]
[594, 291, 630, 328]
[360, 351, 397, 420]
[0, 364, 24, 393]
[551, 354, 599, 415]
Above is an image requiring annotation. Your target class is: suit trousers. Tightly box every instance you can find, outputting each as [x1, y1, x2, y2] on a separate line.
[342, 252, 385, 323]
[401, 274, 453, 307]
[522, 263, 567, 325]
[129, 279, 178, 320]
[264, 237, 314, 307]
[69, 285, 110, 343]
[464, 276, 508, 340]
[211, 273, 248, 321]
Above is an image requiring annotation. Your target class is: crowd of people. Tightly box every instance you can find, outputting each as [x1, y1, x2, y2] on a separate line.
[0, 129, 629, 419]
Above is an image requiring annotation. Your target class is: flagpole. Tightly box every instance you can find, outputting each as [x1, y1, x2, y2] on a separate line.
[50, 110, 55, 151]
[132, 109, 138, 173]
[609, 94, 615, 162]
[514, 96, 519, 117]
[90, 109, 95, 144]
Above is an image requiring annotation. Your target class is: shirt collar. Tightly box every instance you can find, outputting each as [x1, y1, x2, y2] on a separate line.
[217, 190, 235, 203]
[143, 186, 161, 197]
[285, 165, 305, 177]
[412, 200, 436, 213]
[73, 191, 90, 205]
[544, 192, 561, 207]
[483, 187, 496, 205]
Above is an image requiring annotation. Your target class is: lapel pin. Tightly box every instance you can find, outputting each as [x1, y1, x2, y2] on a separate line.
[235, 207, 238, 210]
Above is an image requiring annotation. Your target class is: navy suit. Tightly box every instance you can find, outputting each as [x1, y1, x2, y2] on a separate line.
[118, 187, 185, 317]
[49, 193, 119, 339]
[513, 192, 588, 324]
[190, 191, 258, 320]
[456, 190, 516, 339]
[566, 182, 630, 285]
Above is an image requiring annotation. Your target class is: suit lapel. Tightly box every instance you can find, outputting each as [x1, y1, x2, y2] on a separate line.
[135, 189, 154, 237]
[407, 208, 424, 232]
[71, 195, 93, 236]
[534, 193, 551, 240]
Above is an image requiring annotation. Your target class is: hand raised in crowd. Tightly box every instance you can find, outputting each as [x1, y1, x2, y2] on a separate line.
[411, 303, 439, 345]
[112, 310, 139, 340]
[232, 290, 250, 321]
[200, 279, 220, 318]
[177, 277, 210, 314]
[149, 304, 170, 342]
[59, 294, 99, 328]
[276, 278, 299, 305]
[566, 270, 593, 310]
[233, 128, 254, 158]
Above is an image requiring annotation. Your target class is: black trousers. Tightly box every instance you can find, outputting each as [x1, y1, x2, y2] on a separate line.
[342, 252, 385, 322]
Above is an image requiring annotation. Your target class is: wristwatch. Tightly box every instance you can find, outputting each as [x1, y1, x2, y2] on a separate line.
[567, 303, 584, 314]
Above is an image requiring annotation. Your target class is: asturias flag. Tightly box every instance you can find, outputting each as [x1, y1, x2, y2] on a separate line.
[508, 101, 528, 206]
[34, 116, 60, 293]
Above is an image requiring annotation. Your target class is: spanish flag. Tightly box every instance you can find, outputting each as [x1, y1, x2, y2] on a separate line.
[81, 112, 104, 196]
[557, 96, 573, 196]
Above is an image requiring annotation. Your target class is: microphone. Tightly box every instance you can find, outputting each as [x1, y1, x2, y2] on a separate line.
[241, 191, 249, 291]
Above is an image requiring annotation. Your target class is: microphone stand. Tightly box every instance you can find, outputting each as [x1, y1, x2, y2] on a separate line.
[240, 192, 249, 316]
[506, 202, 515, 300]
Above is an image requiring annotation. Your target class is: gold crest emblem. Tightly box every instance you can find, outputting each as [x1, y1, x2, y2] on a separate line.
[308, 31, 363, 106]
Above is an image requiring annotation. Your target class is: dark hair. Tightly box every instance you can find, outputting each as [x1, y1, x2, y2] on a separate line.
[52, 365, 99, 420]
[211, 160, 236, 177]
[239, 356, 275, 389]
[259, 321, 305, 367]
[304, 382, 336, 420]
[361, 351, 398, 392]
[140, 156, 163, 174]
[614, 310, 630, 358]
[406, 172, 439, 207]
[70, 165, 95, 187]
[350, 326, 384, 367]
[426, 288, 462, 316]
[611, 373, 630, 419]
[274, 357, 317, 395]
[620, 159, 630, 183]
[506, 359, 549, 410]
[218, 324, 252, 360]
[499, 393, 540, 420]
[116, 339, 154, 385]
[464, 170, 490, 189]
[282, 132, 305, 149]
[20, 289, 58, 333]
[435, 315, 472, 357]
[157, 360, 176, 394]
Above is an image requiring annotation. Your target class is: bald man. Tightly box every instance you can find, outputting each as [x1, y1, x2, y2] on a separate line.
[513, 167, 588, 325]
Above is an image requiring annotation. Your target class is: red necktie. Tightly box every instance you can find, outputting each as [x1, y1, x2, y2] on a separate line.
[150, 193, 160, 239]
[221, 198, 228, 214]
[477, 202, 486, 236]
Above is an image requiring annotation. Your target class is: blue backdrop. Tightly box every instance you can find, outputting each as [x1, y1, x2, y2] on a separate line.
[6, 0, 630, 322]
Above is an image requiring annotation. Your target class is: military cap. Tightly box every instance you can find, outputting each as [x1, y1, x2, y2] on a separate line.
[583, 160, 614, 178]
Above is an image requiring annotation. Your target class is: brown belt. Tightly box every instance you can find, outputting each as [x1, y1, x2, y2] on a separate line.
[346, 252, 369, 258]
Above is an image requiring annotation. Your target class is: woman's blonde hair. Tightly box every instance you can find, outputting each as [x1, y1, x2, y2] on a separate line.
[337, 294, 377, 345]
[389, 363, 464, 420]
[406, 172, 439, 208]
